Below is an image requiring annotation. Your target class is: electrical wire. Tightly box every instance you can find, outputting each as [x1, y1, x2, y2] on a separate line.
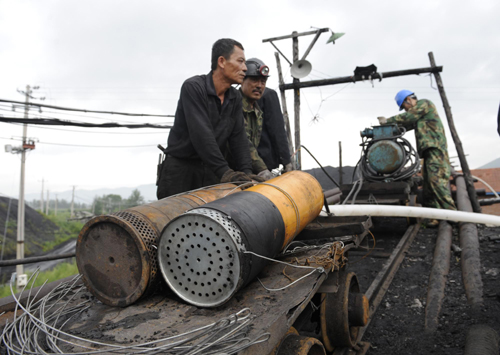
[299, 145, 340, 188]
[5, 122, 170, 135]
[0, 105, 156, 125]
[0, 98, 174, 117]
[0, 136, 157, 148]
[0, 117, 171, 129]
[358, 127, 420, 182]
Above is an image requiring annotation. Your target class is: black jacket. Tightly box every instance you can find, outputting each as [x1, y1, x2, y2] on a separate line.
[256, 88, 291, 169]
[166, 72, 252, 178]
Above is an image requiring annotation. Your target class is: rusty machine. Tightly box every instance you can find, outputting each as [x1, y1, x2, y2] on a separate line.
[341, 124, 421, 206]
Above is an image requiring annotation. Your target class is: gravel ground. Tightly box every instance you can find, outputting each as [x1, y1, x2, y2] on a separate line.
[349, 218, 500, 354]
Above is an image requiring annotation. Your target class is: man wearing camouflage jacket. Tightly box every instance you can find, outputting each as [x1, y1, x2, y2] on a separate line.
[238, 58, 292, 181]
[378, 90, 456, 218]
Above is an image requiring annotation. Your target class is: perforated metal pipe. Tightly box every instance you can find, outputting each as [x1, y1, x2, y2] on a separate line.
[76, 184, 241, 307]
[158, 171, 324, 307]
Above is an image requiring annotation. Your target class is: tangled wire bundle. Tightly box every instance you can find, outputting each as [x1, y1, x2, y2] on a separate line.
[1, 272, 269, 355]
[359, 127, 420, 182]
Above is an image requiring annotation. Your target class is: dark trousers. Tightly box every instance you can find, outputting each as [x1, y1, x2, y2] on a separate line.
[156, 155, 219, 199]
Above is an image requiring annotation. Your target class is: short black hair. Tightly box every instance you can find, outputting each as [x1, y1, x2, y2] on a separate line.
[211, 38, 244, 71]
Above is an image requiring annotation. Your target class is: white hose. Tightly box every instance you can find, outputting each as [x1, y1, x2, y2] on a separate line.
[471, 175, 500, 199]
[325, 205, 500, 226]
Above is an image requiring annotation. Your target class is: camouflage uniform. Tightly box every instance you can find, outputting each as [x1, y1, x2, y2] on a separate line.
[386, 99, 456, 210]
[242, 95, 268, 173]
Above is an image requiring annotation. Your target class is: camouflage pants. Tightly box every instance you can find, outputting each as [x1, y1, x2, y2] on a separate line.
[422, 148, 456, 210]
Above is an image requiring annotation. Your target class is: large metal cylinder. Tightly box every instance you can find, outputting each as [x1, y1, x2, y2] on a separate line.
[367, 140, 404, 174]
[158, 171, 323, 307]
[76, 184, 241, 307]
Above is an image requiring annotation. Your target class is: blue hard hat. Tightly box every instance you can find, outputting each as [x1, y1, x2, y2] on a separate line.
[395, 90, 414, 110]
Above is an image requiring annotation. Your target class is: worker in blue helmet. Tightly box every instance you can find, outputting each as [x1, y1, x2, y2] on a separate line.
[377, 90, 456, 227]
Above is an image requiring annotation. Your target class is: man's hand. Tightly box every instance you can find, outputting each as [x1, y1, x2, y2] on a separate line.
[249, 174, 266, 182]
[284, 163, 293, 173]
[257, 169, 273, 181]
[220, 169, 252, 183]
[377, 116, 387, 125]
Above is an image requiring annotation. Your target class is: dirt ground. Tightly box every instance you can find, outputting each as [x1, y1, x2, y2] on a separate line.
[348, 217, 500, 354]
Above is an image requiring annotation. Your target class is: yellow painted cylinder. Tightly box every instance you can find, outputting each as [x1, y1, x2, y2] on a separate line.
[76, 183, 241, 307]
[246, 170, 324, 249]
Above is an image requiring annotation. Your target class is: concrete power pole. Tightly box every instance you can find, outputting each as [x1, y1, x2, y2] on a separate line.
[45, 189, 50, 215]
[70, 186, 75, 218]
[8, 85, 44, 288]
[40, 178, 44, 211]
[16, 86, 30, 288]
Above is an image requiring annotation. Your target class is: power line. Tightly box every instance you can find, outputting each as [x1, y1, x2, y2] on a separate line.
[0, 136, 157, 148]
[0, 98, 174, 117]
[0, 117, 171, 129]
[0, 104, 159, 124]
[4, 122, 168, 135]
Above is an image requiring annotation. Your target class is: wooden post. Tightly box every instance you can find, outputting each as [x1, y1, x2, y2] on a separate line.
[274, 52, 295, 168]
[428, 52, 481, 213]
[339, 141, 343, 185]
[292, 31, 301, 169]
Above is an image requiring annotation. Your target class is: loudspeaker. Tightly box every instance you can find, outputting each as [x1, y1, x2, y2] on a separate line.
[290, 60, 312, 79]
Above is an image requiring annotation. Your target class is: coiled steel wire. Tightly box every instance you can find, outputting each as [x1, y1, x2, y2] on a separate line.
[1, 271, 269, 354]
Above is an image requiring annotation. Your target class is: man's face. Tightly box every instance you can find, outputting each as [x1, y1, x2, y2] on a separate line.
[241, 76, 267, 102]
[402, 97, 417, 112]
[221, 46, 247, 85]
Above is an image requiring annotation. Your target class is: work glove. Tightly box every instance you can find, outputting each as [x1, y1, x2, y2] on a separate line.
[257, 169, 273, 181]
[377, 116, 387, 125]
[248, 174, 266, 182]
[284, 163, 293, 173]
[220, 169, 253, 183]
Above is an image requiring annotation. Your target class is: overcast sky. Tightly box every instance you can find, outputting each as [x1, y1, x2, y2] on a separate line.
[1, 0, 499, 203]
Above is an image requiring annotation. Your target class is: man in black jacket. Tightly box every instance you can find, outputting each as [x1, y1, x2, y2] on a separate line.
[257, 88, 293, 173]
[497, 102, 500, 136]
[157, 38, 263, 199]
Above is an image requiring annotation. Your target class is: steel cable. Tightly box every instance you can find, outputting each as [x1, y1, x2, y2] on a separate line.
[1, 271, 269, 354]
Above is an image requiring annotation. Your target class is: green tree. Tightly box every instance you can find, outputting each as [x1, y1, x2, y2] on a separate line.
[126, 189, 145, 208]
[92, 194, 123, 215]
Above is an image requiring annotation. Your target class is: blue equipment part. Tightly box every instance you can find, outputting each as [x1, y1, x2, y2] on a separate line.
[367, 140, 405, 174]
[395, 90, 414, 110]
[360, 125, 399, 140]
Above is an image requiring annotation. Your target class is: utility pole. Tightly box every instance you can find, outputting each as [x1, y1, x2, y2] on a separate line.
[16, 86, 29, 288]
[70, 186, 75, 217]
[263, 28, 331, 169]
[428, 52, 481, 213]
[40, 178, 44, 211]
[4, 85, 43, 288]
[292, 31, 301, 169]
[339, 141, 343, 185]
[55, 194, 58, 216]
[45, 189, 50, 215]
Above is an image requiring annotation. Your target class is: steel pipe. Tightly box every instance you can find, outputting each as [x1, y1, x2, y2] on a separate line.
[323, 188, 341, 198]
[0, 252, 75, 267]
[158, 171, 324, 307]
[76, 184, 241, 307]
